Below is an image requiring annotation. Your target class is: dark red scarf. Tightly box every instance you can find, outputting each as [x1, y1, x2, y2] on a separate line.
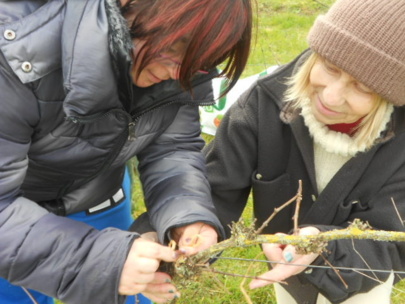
[327, 118, 363, 136]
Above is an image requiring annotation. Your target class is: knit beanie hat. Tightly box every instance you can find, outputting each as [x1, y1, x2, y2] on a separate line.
[307, 0, 405, 106]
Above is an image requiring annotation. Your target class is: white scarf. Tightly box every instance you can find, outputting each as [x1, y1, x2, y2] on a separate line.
[300, 98, 393, 192]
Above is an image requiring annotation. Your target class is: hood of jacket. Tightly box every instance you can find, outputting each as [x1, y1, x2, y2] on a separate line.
[0, 0, 134, 117]
[62, 0, 133, 116]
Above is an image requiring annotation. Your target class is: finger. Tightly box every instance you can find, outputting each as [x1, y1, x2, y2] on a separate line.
[149, 271, 173, 284]
[132, 256, 161, 274]
[249, 262, 300, 290]
[178, 234, 200, 248]
[283, 251, 294, 263]
[143, 282, 179, 298]
[175, 222, 216, 243]
[249, 270, 278, 290]
[249, 264, 297, 290]
[154, 245, 178, 262]
[119, 272, 173, 296]
[136, 240, 178, 262]
[177, 245, 198, 256]
[119, 282, 148, 295]
[281, 245, 318, 269]
[179, 237, 215, 256]
[299, 226, 320, 236]
[251, 253, 317, 290]
[142, 289, 181, 304]
[178, 226, 218, 255]
[281, 245, 296, 263]
[262, 243, 284, 262]
[177, 228, 203, 248]
[120, 271, 156, 288]
[141, 272, 180, 303]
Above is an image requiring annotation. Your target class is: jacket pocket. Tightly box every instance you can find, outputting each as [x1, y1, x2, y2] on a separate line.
[251, 171, 295, 234]
[29, 109, 128, 177]
[331, 197, 370, 225]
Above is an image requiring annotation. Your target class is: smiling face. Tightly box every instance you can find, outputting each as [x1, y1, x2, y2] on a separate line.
[308, 58, 376, 125]
[130, 39, 190, 88]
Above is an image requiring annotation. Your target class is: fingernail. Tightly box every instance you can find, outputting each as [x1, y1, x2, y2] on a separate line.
[184, 237, 192, 244]
[249, 281, 261, 290]
[173, 250, 184, 259]
[169, 289, 174, 293]
[174, 293, 180, 299]
[284, 252, 294, 263]
[179, 248, 188, 255]
[165, 278, 172, 283]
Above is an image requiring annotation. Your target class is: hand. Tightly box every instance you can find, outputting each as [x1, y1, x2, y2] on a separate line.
[250, 227, 320, 289]
[119, 238, 180, 303]
[171, 222, 218, 256]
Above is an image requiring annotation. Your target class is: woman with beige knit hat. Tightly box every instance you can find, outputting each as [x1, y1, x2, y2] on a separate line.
[203, 0, 405, 303]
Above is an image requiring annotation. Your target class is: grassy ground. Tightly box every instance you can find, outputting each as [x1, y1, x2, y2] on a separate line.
[56, 0, 405, 303]
[241, 0, 333, 77]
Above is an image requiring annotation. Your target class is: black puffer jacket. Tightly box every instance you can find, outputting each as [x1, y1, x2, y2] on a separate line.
[0, 1, 224, 303]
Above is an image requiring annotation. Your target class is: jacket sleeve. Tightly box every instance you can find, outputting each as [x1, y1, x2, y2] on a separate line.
[0, 60, 137, 304]
[303, 158, 405, 303]
[203, 86, 261, 237]
[136, 102, 226, 243]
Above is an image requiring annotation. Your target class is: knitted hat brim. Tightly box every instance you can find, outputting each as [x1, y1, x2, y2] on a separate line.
[308, 16, 405, 106]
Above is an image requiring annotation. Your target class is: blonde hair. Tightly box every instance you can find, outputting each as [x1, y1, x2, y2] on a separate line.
[284, 52, 391, 150]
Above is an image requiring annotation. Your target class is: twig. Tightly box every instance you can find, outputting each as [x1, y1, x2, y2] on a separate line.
[256, 181, 302, 234]
[391, 197, 404, 227]
[240, 252, 264, 304]
[320, 253, 348, 289]
[292, 180, 302, 235]
[351, 238, 378, 282]
[189, 220, 405, 267]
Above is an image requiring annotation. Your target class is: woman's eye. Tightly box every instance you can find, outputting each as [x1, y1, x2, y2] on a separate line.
[167, 48, 176, 55]
[161, 47, 177, 57]
[355, 82, 373, 94]
[324, 63, 339, 74]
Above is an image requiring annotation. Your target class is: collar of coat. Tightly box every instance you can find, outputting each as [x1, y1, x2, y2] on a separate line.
[300, 97, 394, 157]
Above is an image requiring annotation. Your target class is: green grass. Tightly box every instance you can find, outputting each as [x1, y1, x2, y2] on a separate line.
[241, 0, 333, 77]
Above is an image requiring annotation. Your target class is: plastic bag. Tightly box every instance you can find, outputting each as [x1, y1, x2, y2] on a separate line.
[200, 66, 279, 135]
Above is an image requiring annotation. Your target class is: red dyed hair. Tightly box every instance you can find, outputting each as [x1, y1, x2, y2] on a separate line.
[121, 0, 253, 93]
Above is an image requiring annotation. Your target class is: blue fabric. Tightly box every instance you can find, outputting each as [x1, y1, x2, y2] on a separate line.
[0, 167, 152, 304]
[0, 280, 54, 304]
[67, 167, 134, 231]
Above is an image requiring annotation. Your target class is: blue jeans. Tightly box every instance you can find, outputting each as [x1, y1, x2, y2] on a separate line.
[0, 168, 152, 304]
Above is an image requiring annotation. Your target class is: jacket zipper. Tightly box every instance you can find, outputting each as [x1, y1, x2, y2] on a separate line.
[61, 90, 214, 194]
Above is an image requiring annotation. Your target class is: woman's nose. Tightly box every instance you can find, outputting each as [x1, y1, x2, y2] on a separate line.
[168, 65, 180, 80]
[324, 81, 348, 106]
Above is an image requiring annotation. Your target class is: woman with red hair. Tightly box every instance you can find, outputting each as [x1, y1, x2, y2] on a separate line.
[0, 0, 253, 303]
